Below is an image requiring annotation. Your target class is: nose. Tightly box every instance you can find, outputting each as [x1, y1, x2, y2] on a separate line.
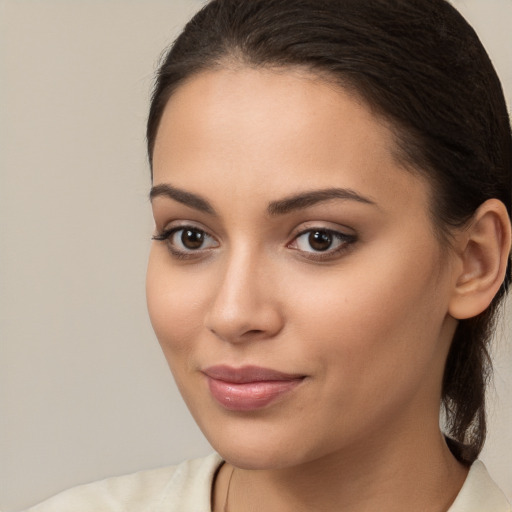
[204, 248, 284, 344]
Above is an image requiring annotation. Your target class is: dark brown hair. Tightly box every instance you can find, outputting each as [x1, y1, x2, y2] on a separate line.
[147, 0, 512, 464]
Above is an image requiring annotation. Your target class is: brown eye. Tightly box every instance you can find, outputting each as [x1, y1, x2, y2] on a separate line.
[181, 229, 205, 249]
[289, 228, 356, 259]
[308, 231, 333, 251]
[152, 226, 219, 256]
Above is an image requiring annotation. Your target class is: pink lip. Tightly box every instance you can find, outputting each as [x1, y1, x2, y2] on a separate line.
[203, 365, 305, 411]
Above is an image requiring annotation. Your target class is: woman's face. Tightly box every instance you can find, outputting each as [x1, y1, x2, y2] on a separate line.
[147, 68, 458, 469]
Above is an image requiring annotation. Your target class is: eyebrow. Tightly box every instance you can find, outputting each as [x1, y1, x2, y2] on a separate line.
[149, 184, 216, 215]
[149, 184, 376, 216]
[267, 188, 377, 215]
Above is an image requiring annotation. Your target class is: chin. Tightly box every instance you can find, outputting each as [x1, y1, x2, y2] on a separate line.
[216, 442, 301, 470]
[197, 418, 318, 470]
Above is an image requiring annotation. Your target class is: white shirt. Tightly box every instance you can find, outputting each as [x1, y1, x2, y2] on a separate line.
[23, 453, 511, 512]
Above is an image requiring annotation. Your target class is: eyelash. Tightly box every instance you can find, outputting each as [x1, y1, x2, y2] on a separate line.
[152, 226, 218, 260]
[288, 229, 357, 261]
[152, 226, 357, 261]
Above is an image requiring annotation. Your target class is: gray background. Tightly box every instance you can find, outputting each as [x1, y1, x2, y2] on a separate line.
[0, 1, 510, 510]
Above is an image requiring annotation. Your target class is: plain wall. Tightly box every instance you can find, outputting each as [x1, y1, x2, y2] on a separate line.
[0, 1, 510, 510]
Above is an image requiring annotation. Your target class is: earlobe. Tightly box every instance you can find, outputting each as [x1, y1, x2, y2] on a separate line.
[449, 199, 512, 320]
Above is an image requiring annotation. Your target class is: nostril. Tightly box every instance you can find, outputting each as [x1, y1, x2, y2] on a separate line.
[244, 329, 264, 336]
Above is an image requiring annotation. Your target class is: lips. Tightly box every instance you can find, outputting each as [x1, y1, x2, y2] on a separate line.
[202, 365, 305, 411]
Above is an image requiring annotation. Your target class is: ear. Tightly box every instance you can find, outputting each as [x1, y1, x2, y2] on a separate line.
[449, 199, 511, 320]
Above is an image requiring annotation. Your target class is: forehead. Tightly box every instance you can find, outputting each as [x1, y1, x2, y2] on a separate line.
[152, 67, 431, 218]
[154, 67, 391, 156]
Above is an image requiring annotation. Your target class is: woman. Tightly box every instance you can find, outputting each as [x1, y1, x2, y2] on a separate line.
[27, 0, 511, 510]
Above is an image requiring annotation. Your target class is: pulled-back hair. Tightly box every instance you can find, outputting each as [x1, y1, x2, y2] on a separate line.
[147, 0, 512, 464]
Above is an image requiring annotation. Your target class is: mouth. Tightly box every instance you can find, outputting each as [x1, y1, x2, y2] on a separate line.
[202, 365, 306, 411]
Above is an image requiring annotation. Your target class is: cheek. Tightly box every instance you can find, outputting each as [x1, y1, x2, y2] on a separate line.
[146, 248, 207, 362]
[285, 242, 449, 382]
[286, 259, 450, 440]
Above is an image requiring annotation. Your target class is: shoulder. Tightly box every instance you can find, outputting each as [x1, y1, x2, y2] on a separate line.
[449, 460, 511, 512]
[23, 453, 223, 512]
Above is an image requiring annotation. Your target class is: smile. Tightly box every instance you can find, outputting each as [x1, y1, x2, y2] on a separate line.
[202, 365, 305, 411]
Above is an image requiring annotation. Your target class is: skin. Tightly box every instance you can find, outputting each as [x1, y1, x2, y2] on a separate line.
[147, 67, 470, 512]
